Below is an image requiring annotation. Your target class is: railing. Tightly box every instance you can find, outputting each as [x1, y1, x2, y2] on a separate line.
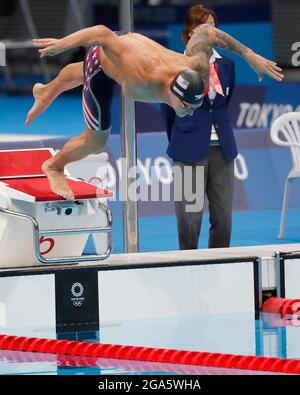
[0, 201, 112, 264]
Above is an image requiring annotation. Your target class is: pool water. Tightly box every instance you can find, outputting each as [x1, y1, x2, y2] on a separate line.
[0, 312, 299, 375]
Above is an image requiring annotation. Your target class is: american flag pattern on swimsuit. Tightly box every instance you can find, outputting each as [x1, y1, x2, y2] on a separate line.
[82, 45, 101, 131]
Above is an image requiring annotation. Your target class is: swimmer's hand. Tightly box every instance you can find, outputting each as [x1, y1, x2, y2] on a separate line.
[32, 38, 65, 57]
[244, 50, 284, 82]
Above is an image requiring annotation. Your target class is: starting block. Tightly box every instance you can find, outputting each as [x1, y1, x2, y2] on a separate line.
[0, 148, 113, 268]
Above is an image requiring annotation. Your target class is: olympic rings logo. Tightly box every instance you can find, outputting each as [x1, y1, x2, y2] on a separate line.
[71, 282, 85, 307]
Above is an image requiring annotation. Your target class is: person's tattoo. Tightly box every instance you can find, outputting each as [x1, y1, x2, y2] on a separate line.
[185, 25, 211, 58]
[186, 24, 249, 58]
[212, 28, 249, 56]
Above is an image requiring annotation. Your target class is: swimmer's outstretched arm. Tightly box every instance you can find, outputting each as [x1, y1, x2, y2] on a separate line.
[32, 25, 119, 57]
[186, 24, 284, 82]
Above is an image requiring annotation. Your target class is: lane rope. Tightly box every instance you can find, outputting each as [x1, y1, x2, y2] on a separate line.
[0, 334, 300, 374]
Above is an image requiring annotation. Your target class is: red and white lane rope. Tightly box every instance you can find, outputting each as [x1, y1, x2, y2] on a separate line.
[0, 334, 300, 374]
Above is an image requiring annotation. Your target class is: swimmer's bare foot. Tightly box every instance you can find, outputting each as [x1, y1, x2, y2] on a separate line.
[25, 83, 53, 126]
[42, 160, 75, 200]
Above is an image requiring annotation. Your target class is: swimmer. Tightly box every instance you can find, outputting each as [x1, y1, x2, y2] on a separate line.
[28, 24, 283, 199]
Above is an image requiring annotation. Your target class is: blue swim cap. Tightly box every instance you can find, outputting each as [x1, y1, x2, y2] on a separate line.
[170, 69, 205, 105]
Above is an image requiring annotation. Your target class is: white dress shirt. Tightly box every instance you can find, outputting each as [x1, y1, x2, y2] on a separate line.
[209, 49, 222, 143]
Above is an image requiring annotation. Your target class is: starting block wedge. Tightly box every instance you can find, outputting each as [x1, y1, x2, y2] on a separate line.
[0, 148, 113, 267]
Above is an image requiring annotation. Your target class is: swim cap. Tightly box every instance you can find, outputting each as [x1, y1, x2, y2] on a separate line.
[170, 69, 205, 105]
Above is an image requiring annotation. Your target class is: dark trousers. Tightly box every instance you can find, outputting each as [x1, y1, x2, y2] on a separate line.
[173, 146, 234, 250]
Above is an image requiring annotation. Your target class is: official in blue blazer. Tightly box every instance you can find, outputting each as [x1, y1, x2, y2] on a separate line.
[161, 5, 237, 249]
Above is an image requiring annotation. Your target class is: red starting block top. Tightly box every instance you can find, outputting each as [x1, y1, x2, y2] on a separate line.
[0, 149, 53, 179]
[3, 177, 112, 201]
[0, 149, 113, 201]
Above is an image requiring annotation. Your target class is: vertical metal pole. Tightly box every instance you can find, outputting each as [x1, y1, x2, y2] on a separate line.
[19, 0, 51, 82]
[68, 0, 85, 29]
[119, 0, 139, 253]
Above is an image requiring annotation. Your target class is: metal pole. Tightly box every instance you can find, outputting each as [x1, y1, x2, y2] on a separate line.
[119, 0, 139, 253]
[68, 0, 85, 29]
[19, 0, 51, 82]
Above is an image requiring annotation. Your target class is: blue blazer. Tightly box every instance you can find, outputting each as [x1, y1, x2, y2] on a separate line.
[161, 55, 237, 163]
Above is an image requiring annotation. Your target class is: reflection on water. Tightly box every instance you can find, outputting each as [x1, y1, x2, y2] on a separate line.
[0, 312, 299, 375]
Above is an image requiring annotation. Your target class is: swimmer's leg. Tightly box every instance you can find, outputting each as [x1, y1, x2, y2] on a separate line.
[42, 127, 111, 200]
[26, 61, 84, 125]
[43, 46, 114, 199]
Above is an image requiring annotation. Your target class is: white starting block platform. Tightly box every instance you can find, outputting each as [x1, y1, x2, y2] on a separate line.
[0, 148, 113, 267]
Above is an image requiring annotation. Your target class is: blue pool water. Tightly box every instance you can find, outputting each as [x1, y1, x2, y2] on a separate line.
[105, 210, 300, 255]
[0, 312, 299, 375]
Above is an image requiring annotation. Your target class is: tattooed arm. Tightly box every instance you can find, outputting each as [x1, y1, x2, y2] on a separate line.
[186, 24, 283, 82]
